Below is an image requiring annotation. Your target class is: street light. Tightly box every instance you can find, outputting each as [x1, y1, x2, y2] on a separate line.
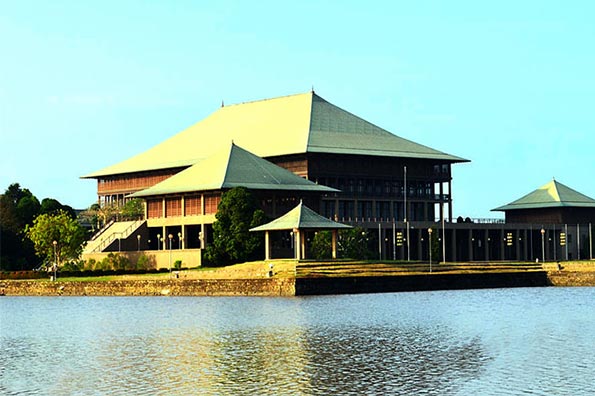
[428, 228, 433, 273]
[168, 234, 173, 275]
[52, 240, 57, 281]
[541, 228, 546, 262]
[178, 232, 182, 250]
[157, 234, 161, 250]
[137, 235, 141, 251]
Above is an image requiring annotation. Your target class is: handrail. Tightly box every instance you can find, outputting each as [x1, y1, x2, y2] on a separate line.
[90, 219, 115, 241]
[89, 219, 145, 253]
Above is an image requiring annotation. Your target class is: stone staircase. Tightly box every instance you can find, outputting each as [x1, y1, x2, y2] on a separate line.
[83, 219, 146, 254]
[295, 261, 544, 278]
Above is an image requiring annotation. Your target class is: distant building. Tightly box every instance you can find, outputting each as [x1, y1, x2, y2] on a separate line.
[82, 92, 593, 265]
[493, 179, 595, 224]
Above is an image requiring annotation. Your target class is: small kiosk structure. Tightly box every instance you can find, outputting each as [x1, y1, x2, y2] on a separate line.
[251, 202, 352, 260]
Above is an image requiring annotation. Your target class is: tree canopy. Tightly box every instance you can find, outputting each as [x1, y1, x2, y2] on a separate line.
[204, 187, 266, 266]
[310, 227, 373, 260]
[25, 210, 87, 268]
[0, 183, 83, 270]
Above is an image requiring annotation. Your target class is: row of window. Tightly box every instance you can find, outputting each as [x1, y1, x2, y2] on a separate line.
[315, 177, 438, 199]
[321, 200, 433, 222]
[147, 194, 221, 219]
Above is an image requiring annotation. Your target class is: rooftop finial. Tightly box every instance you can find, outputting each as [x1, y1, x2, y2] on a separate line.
[221, 100, 224, 107]
[311, 85, 315, 94]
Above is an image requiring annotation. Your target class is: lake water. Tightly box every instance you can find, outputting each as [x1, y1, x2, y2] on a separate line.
[1, 287, 594, 395]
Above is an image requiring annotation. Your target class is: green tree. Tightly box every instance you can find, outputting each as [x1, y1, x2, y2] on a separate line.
[305, 227, 374, 260]
[204, 187, 266, 266]
[25, 210, 87, 268]
[121, 198, 144, 220]
[339, 227, 373, 260]
[311, 231, 332, 260]
[0, 183, 40, 269]
[40, 198, 76, 218]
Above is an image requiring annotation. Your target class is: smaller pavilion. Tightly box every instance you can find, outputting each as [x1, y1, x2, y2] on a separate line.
[251, 202, 352, 260]
[493, 179, 595, 224]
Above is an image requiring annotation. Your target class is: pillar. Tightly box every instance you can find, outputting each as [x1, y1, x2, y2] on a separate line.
[484, 229, 489, 261]
[468, 230, 474, 261]
[448, 180, 453, 222]
[265, 231, 271, 260]
[451, 229, 457, 262]
[332, 230, 338, 259]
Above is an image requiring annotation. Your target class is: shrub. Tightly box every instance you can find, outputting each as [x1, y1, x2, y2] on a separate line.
[174, 260, 182, 270]
[85, 259, 97, 271]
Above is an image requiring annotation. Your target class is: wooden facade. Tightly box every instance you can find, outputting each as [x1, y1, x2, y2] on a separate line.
[268, 153, 453, 223]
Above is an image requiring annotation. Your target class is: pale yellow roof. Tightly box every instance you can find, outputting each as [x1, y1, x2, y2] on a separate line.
[129, 143, 338, 197]
[83, 92, 467, 178]
[493, 179, 595, 211]
[250, 201, 352, 232]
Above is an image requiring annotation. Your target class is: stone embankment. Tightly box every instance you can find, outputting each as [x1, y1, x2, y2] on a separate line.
[0, 278, 295, 297]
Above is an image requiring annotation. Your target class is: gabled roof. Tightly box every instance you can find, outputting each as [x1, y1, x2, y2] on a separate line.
[83, 92, 468, 178]
[250, 201, 352, 232]
[129, 143, 338, 198]
[493, 180, 595, 211]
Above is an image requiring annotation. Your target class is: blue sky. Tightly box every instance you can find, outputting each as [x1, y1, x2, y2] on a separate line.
[1, 1, 594, 218]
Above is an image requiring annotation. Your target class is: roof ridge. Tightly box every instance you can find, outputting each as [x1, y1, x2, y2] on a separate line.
[224, 91, 313, 108]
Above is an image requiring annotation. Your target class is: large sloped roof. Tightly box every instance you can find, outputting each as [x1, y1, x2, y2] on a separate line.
[250, 201, 352, 232]
[493, 180, 595, 211]
[83, 92, 467, 178]
[129, 143, 338, 198]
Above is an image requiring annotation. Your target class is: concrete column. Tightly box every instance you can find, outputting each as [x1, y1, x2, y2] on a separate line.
[332, 230, 338, 259]
[300, 231, 306, 260]
[515, 230, 521, 261]
[439, 183, 444, 222]
[181, 195, 186, 217]
[500, 229, 505, 260]
[265, 231, 271, 260]
[162, 198, 166, 218]
[181, 225, 186, 250]
[451, 229, 457, 262]
[484, 229, 490, 261]
[417, 228, 423, 261]
[201, 225, 208, 250]
[162, 226, 166, 250]
[523, 229, 528, 261]
[469, 230, 474, 261]
[448, 180, 453, 222]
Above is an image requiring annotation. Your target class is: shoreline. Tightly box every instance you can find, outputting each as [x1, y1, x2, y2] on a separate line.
[2, 269, 594, 297]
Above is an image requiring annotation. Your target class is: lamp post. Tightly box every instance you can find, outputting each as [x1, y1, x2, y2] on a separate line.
[137, 235, 141, 251]
[541, 228, 546, 262]
[157, 234, 161, 250]
[168, 234, 173, 275]
[428, 228, 433, 273]
[178, 232, 182, 250]
[404, 165, 410, 261]
[52, 240, 57, 281]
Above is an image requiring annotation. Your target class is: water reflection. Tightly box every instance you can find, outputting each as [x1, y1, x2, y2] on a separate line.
[1, 288, 594, 395]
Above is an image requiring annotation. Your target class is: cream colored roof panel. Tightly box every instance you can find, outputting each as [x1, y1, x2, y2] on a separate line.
[84, 92, 467, 179]
[493, 179, 595, 211]
[129, 143, 338, 197]
[250, 201, 352, 231]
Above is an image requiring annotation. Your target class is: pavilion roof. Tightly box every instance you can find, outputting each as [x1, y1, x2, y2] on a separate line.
[250, 201, 352, 232]
[129, 143, 337, 197]
[492, 179, 595, 211]
[83, 92, 468, 178]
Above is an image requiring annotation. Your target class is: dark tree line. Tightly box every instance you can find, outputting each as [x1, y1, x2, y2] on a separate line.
[0, 183, 76, 270]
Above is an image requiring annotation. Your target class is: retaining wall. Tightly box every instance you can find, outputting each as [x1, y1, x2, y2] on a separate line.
[295, 272, 550, 295]
[0, 278, 295, 297]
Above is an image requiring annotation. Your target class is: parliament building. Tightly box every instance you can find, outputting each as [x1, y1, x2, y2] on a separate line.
[82, 92, 594, 265]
